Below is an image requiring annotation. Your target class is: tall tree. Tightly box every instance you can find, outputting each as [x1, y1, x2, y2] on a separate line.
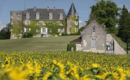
[122, 12, 130, 42]
[0, 23, 11, 39]
[118, 5, 129, 42]
[89, 0, 119, 33]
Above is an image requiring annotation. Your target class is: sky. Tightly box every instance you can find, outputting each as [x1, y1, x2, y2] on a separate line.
[0, 0, 130, 25]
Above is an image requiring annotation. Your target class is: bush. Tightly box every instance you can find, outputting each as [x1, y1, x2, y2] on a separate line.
[67, 43, 76, 51]
[23, 32, 33, 38]
[0, 24, 10, 39]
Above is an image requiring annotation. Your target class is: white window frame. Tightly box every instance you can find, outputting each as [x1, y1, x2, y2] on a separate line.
[75, 21, 78, 26]
[41, 27, 48, 34]
[24, 28, 31, 32]
[26, 12, 30, 20]
[59, 13, 63, 20]
[24, 20, 30, 25]
[49, 12, 53, 20]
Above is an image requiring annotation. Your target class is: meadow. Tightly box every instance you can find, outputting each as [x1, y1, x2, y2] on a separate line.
[0, 52, 129, 80]
[0, 36, 79, 51]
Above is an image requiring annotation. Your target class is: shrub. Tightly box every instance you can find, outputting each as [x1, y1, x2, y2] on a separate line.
[23, 32, 33, 38]
[67, 43, 76, 51]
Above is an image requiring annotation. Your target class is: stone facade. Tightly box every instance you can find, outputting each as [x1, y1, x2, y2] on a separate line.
[81, 20, 106, 53]
[70, 20, 126, 54]
[10, 3, 79, 39]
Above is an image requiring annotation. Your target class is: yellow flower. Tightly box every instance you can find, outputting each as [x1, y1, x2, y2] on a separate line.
[8, 67, 26, 80]
[92, 63, 100, 68]
[52, 60, 57, 64]
[42, 72, 52, 80]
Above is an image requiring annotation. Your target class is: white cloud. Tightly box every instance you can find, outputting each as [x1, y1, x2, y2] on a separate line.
[0, 21, 6, 30]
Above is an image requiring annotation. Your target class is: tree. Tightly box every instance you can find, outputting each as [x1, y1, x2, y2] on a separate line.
[123, 13, 130, 42]
[0, 23, 11, 39]
[89, 0, 120, 33]
[118, 5, 129, 42]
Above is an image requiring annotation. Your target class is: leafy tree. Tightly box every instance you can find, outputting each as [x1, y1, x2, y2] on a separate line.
[89, 0, 120, 33]
[0, 24, 11, 39]
[118, 5, 129, 42]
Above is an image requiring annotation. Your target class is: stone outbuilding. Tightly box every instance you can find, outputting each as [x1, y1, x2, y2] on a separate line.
[70, 20, 126, 54]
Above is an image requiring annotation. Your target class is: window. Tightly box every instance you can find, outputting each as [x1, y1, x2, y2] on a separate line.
[42, 28, 46, 32]
[59, 13, 63, 20]
[26, 28, 30, 32]
[26, 12, 30, 20]
[75, 13, 78, 19]
[58, 29, 61, 32]
[24, 20, 30, 25]
[17, 14, 21, 20]
[75, 21, 78, 25]
[24, 28, 31, 32]
[36, 12, 40, 20]
[41, 27, 48, 34]
[49, 12, 53, 20]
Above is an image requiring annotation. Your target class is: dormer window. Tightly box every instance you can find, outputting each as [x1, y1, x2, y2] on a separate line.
[26, 12, 30, 20]
[49, 12, 53, 20]
[36, 12, 40, 20]
[59, 13, 63, 20]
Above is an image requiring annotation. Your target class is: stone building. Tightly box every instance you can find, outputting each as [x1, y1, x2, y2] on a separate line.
[70, 20, 126, 54]
[66, 3, 79, 34]
[10, 3, 79, 39]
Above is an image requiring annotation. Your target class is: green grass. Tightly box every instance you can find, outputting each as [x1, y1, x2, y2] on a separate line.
[111, 34, 127, 51]
[0, 36, 79, 51]
[0, 34, 127, 52]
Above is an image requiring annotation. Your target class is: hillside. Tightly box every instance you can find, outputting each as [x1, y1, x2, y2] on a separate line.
[0, 36, 79, 51]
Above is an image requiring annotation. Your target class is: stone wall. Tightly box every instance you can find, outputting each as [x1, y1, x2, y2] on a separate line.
[81, 20, 106, 52]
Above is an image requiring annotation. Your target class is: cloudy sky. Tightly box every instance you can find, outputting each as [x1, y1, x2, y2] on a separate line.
[0, 0, 130, 28]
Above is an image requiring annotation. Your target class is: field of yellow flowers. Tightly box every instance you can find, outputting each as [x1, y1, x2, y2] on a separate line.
[0, 51, 129, 80]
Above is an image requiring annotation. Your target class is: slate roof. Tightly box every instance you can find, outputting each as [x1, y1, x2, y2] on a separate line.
[67, 3, 77, 16]
[22, 8, 66, 20]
